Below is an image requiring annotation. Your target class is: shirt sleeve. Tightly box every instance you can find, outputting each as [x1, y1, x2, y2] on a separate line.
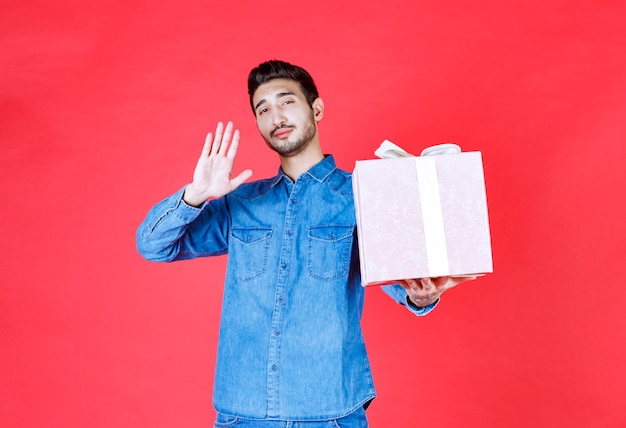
[135, 186, 230, 262]
[380, 284, 439, 316]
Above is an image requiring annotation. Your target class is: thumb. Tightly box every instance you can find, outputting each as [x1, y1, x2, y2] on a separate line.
[230, 169, 253, 189]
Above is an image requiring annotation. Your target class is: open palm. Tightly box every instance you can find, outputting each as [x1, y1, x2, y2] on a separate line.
[183, 121, 253, 207]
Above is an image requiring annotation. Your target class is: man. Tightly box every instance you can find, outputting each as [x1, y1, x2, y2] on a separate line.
[136, 60, 473, 427]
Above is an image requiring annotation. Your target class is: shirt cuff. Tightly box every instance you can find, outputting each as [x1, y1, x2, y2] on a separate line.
[405, 295, 439, 316]
[172, 186, 206, 220]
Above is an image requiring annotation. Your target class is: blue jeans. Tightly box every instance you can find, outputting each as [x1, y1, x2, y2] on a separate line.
[213, 406, 368, 428]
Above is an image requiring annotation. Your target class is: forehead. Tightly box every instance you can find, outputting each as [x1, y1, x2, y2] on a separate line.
[252, 78, 305, 106]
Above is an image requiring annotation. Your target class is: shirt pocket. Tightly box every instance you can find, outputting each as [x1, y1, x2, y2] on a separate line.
[307, 225, 354, 281]
[230, 227, 273, 282]
[213, 412, 240, 427]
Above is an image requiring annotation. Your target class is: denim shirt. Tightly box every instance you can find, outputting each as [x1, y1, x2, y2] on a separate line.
[136, 155, 437, 421]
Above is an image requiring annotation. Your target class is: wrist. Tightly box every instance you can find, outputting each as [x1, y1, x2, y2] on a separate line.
[407, 295, 438, 309]
[182, 185, 206, 207]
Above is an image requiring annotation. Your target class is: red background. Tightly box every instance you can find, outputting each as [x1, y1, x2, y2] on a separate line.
[2, 1, 625, 427]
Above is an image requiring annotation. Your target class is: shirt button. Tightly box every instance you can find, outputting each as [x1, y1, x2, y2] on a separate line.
[291, 199, 297, 204]
[281, 263, 287, 270]
[278, 296, 285, 302]
[271, 365, 278, 371]
[274, 330, 281, 336]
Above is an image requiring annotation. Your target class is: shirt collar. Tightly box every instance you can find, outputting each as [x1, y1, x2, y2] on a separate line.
[271, 155, 337, 186]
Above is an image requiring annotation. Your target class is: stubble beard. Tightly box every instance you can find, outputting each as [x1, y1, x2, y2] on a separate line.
[264, 113, 317, 157]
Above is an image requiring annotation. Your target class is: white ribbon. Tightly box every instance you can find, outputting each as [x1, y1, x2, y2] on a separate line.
[375, 139, 461, 159]
[415, 156, 449, 276]
[374, 140, 461, 276]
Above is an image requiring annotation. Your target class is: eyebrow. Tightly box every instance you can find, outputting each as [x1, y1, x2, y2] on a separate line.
[254, 91, 296, 111]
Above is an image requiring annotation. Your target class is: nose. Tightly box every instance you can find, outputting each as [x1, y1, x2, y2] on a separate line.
[271, 110, 287, 127]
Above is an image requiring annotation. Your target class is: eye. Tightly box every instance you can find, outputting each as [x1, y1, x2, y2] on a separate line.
[258, 107, 268, 116]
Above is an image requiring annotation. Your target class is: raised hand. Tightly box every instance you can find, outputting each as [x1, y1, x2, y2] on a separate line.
[183, 121, 253, 207]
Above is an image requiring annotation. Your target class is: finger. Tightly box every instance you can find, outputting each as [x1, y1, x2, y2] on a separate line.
[432, 276, 451, 288]
[202, 132, 213, 157]
[219, 121, 234, 155]
[402, 278, 421, 291]
[420, 277, 434, 290]
[209, 122, 224, 156]
[226, 129, 240, 159]
[449, 275, 477, 287]
[454, 275, 478, 282]
[397, 279, 411, 290]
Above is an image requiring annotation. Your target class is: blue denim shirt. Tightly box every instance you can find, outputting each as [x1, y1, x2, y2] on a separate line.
[136, 155, 437, 421]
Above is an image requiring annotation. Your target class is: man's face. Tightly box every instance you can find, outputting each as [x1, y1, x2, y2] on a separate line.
[252, 78, 323, 157]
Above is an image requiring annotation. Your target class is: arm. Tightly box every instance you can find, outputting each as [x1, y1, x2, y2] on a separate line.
[135, 187, 228, 261]
[136, 121, 253, 262]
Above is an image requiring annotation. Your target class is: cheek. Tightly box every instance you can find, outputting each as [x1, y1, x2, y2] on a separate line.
[256, 119, 273, 138]
[256, 118, 267, 132]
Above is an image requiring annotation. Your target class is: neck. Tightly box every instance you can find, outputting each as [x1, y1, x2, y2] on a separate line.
[279, 140, 324, 181]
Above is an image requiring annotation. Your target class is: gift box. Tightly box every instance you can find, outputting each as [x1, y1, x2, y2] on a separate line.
[352, 143, 493, 286]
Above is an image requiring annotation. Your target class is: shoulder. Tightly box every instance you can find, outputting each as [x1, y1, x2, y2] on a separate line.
[326, 167, 353, 197]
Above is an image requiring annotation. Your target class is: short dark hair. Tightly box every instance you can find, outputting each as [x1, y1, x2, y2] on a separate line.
[247, 60, 319, 113]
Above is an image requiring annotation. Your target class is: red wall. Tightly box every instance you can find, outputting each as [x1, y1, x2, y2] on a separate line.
[2, 1, 625, 427]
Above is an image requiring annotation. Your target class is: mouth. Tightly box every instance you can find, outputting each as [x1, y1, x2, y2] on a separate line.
[272, 127, 293, 139]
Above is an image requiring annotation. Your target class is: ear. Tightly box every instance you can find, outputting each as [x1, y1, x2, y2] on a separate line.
[312, 98, 324, 122]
